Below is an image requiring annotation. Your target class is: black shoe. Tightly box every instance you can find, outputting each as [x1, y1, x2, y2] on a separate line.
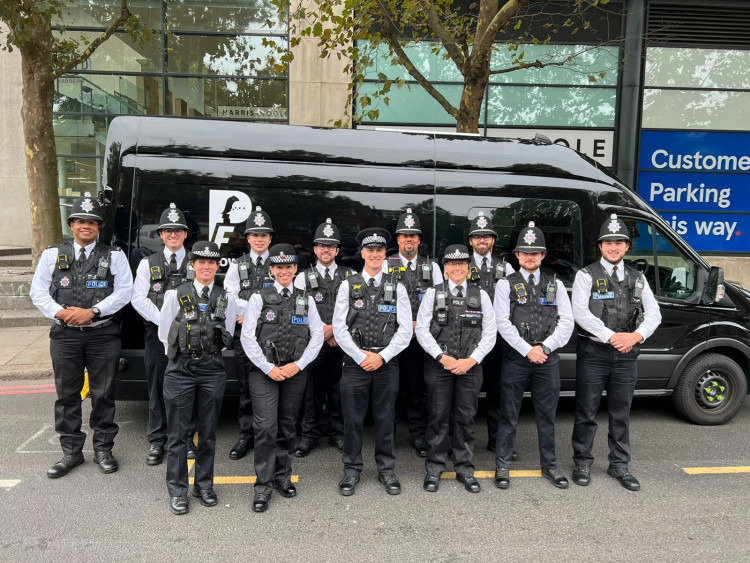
[47, 454, 84, 478]
[187, 439, 197, 460]
[252, 492, 270, 513]
[411, 438, 428, 458]
[93, 451, 118, 474]
[572, 465, 591, 487]
[457, 474, 481, 493]
[146, 444, 164, 466]
[328, 437, 344, 451]
[294, 439, 318, 458]
[229, 436, 253, 460]
[191, 487, 218, 507]
[607, 465, 641, 491]
[494, 468, 510, 489]
[378, 473, 402, 495]
[541, 468, 569, 489]
[423, 474, 440, 493]
[338, 475, 359, 496]
[274, 480, 297, 498]
[170, 495, 189, 515]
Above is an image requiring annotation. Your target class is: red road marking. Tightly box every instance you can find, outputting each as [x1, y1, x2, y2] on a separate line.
[0, 384, 56, 395]
[0, 384, 55, 390]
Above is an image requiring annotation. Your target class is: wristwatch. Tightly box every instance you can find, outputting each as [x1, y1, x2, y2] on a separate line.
[541, 344, 552, 355]
[436, 353, 444, 363]
[91, 306, 101, 320]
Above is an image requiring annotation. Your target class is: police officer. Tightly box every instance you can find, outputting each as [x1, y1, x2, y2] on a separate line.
[493, 222, 574, 490]
[30, 192, 133, 478]
[159, 241, 236, 515]
[571, 214, 661, 491]
[333, 228, 412, 496]
[131, 203, 198, 465]
[294, 219, 356, 457]
[240, 244, 324, 512]
[385, 208, 443, 457]
[415, 244, 496, 493]
[466, 211, 514, 453]
[224, 206, 275, 460]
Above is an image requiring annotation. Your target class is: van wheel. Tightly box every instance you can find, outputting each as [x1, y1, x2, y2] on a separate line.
[672, 353, 747, 425]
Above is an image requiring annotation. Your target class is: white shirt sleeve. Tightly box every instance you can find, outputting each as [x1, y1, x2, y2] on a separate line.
[29, 247, 64, 319]
[332, 280, 366, 365]
[381, 283, 413, 363]
[224, 261, 249, 316]
[415, 288, 442, 359]
[295, 296, 324, 370]
[470, 289, 497, 363]
[494, 278, 533, 357]
[239, 293, 272, 373]
[431, 262, 444, 285]
[293, 272, 306, 291]
[131, 258, 161, 325]
[96, 249, 133, 316]
[634, 275, 661, 342]
[543, 280, 574, 352]
[158, 289, 179, 353]
[223, 294, 237, 335]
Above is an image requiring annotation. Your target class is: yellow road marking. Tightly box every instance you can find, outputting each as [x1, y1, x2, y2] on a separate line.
[187, 459, 195, 473]
[442, 470, 541, 479]
[189, 475, 299, 485]
[683, 466, 750, 475]
[0, 479, 21, 488]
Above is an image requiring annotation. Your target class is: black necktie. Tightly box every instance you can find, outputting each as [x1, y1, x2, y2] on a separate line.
[407, 261, 413, 271]
[78, 247, 86, 264]
[528, 273, 535, 286]
[256, 256, 263, 267]
[456, 286, 464, 297]
[325, 268, 332, 282]
[612, 267, 620, 284]
[481, 257, 488, 273]
[201, 286, 209, 300]
[169, 253, 177, 271]
[368, 278, 376, 289]
[282, 288, 290, 299]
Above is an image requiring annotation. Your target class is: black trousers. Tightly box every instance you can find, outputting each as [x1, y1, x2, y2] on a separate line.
[144, 326, 196, 446]
[233, 328, 254, 440]
[424, 359, 483, 478]
[483, 340, 504, 447]
[340, 358, 399, 478]
[300, 343, 344, 442]
[572, 337, 639, 469]
[163, 354, 226, 497]
[249, 367, 308, 495]
[398, 338, 427, 441]
[495, 345, 561, 470]
[49, 323, 120, 455]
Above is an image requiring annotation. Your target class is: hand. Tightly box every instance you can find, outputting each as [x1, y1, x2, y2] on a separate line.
[268, 367, 286, 382]
[64, 307, 94, 326]
[439, 354, 458, 370]
[412, 320, 417, 338]
[448, 358, 477, 375]
[54, 308, 76, 324]
[360, 351, 384, 372]
[326, 336, 339, 348]
[323, 325, 334, 341]
[609, 332, 642, 354]
[526, 346, 548, 364]
[236, 315, 244, 325]
[279, 362, 301, 379]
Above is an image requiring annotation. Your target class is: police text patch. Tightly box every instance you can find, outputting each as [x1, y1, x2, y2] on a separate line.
[592, 292, 615, 300]
[378, 305, 397, 313]
[86, 281, 109, 288]
[291, 316, 309, 325]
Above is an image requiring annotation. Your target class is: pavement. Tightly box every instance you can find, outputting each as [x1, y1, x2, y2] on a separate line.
[0, 326, 53, 380]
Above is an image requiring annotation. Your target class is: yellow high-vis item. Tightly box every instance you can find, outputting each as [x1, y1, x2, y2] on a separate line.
[81, 370, 90, 399]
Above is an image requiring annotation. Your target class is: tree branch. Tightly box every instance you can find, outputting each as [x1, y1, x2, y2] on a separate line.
[473, 0, 525, 70]
[489, 59, 566, 75]
[52, 0, 131, 79]
[415, 0, 467, 74]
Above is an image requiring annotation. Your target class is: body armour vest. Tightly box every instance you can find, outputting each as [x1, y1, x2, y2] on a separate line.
[303, 265, 355, 324]
[167, 283, 228, 359]
[583, 262, 645, 334]
[236, 253, 274, 300]
[146, 252, 188, 310]
[345, 274, 399, 350]
[507, 270, 559, 345]
[255, 286, 311, 365]
[469, 255, 507, 302]
[49, 242, 116, 310]
[388, 256, 434, 319]
[429, 282, 483, 359]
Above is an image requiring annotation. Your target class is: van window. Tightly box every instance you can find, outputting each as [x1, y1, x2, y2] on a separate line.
[625, 219, 699, 301]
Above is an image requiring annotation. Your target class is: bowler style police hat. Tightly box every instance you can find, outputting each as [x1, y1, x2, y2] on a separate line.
[467, 211, 498, 238]
[442, 244, 471, 264]
[157, 203, 188, 231]
[598, 213, 631, 242]
[356, 227, 391, 248]
[244, 206, 274, 235]
[68, 192, 104, 223]
[514, 221, 547, 253]
[394, 208, 422, 235]
[313, 218, 341, 245]
[189, 241, 221, 261]
[268, 243, 297, 264]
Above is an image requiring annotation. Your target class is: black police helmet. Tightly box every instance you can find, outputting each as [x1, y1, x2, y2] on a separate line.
[157, 203, 188, 231]
[394, 208, 422, 235]
[68, 192, 103, 224]
[244, 206, 274, 235]
[598, 213, 630, 242]
[313, 218, 341, 245]
[514, 221, 547, 253]
[467, 211, 497, 238]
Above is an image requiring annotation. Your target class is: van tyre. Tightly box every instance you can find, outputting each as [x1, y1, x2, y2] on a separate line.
[672, 353, 747, 425]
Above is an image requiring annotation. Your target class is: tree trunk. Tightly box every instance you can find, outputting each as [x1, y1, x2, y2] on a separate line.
[19, 27, 62, 267]
[456, 59, 492, 134]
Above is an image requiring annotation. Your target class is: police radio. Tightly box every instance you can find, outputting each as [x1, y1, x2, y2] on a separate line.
[94, 254, 110, 279]
[435, 289, 448, 325]
[238, 260, 249, 281]
[213, 295, 227, 321]
[495, 260, 506, 280]
[306, 269, 319, 289]
[295, 292, 308, 316]
[633, 275, 644, 300]
[186, 263, 195, 281]
[546, 274, 557, 303]
[383, 280, 395, 303]
[421, 260, 431, 282]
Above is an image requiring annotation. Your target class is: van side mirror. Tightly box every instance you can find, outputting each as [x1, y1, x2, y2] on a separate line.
[98, 186, 113, 206]
[704, 266, 725, 304]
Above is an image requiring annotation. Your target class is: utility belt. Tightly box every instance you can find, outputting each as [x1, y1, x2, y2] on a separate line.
[577, 333, 613, 349]
[181, 349, 221, 360]
[54, 318, 114, 331]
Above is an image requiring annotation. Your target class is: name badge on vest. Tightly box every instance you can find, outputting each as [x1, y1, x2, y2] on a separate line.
[262, 282, 272, 287]
[592, 292, 615, 300]
[86, 280, 109, 289]
[540, 298, 557, 305]
[292, 315, 309, 325]
[199, 303, 208, 311]
[378, 305, 397, 313]
[451, 299, 463, 306]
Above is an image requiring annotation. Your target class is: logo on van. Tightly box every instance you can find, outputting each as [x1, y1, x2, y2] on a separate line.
[209, 190, 253, 247]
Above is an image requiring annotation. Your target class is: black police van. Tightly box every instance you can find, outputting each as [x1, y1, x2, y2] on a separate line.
[99, 116, 750, 426]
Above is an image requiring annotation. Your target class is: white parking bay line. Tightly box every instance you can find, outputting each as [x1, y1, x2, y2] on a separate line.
[0, 479, 21, 488]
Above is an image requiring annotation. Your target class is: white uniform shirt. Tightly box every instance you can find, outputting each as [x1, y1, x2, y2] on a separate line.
[494, 268, 574, 357]
[240, 281, 324, 375]
[382, 254, 444, 285]
[30, 241, 133, 322]
[415, 280, 497, 363]
[158, 280, 237, 353]
[571, 258, 661, 343]
[131, 247, 187, 326]
[224, 249, 270, 315]
[332, 270, 413, 365]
